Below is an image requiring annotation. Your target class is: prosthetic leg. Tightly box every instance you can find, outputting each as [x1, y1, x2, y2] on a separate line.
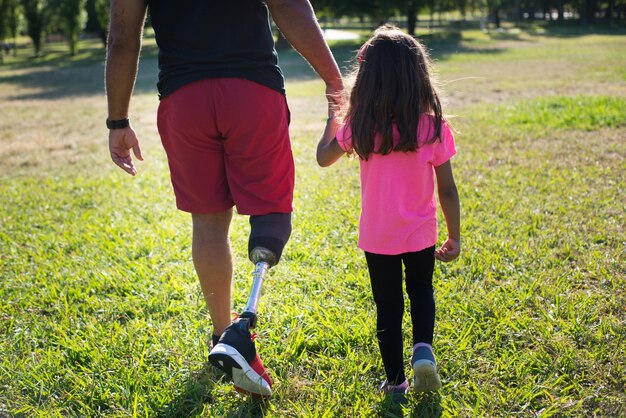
[237, 213, 290, 328]
[238, 247, 276, 329]
[208, 214, 291, 397]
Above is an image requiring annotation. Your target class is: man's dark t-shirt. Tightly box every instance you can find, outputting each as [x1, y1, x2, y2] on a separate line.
[147, 1, 285, 98]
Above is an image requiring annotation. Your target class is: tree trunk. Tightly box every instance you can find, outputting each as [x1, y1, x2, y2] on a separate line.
[493, 8, 501, 27]
[22, 0, 47, 57]
[557, 0, 564, 21]
[606, 0, 614, 24]
[582, 0, 597, 23]
[407, 4, 417, 36]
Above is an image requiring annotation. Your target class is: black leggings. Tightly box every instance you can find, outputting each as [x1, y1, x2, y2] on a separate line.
[365, 246, 436, 385]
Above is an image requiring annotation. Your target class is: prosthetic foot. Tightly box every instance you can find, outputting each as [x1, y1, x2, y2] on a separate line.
[209, 213, 290, 396]
[208, 246, 277, 397]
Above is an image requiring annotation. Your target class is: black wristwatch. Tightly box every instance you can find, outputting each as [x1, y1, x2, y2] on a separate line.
[106, 118, 130, 129]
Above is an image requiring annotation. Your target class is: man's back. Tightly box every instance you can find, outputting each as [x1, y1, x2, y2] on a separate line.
[147, 0, 284, 98]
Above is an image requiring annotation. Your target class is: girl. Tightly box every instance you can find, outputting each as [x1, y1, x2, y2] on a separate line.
[317, 26, 461, 396]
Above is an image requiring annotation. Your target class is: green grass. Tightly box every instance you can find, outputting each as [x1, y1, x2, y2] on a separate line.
[492, 95, 626, 131]
[1, 27, 625, 417]
[473, 95, 626, 139]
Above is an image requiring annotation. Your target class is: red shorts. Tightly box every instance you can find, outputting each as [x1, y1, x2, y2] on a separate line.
[157, 78, 294, 215]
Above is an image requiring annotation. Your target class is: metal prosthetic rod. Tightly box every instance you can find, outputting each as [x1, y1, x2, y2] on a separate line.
[239, 247, 276, 329]
[245, 261, 270, 314]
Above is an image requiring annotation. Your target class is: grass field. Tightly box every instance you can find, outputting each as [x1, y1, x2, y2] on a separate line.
[1, 26, 625, 417]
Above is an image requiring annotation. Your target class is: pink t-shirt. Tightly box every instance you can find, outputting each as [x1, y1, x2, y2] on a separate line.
[336, 115, 456, 255]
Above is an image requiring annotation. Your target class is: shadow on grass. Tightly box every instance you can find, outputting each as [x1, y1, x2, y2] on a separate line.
[155, 365, 216, 418]
[156, 365, 269, 418]
[0, 55, 159, 101]
[520, 21, 626, 38]
[375, 391, 442, 417]
[409, 391, 443, 417]
[281, 33, 506, 81]
[8, 22, 620, 101]
[420, 30, 506, 60]
[0, 40, 159, 101]
[1, 38, 159, 71]
[1, 30, 505, 101]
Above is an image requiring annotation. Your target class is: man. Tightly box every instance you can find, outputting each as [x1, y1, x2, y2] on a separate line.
[105, 0, 342, 397]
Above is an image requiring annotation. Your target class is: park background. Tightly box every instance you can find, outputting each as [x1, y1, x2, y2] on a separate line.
[1, 1, 625, 417]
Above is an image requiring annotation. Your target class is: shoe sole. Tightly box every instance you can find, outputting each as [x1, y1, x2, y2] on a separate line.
[412, 360, 442, 392]
[208, 343, 272, 397]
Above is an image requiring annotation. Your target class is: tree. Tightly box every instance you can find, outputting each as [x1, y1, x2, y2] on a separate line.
[484, 0, 502, 27]
[406, 0, 418, 35]
[581, 0, 599, 23]
[1, 0, 19, 45]
[7, 0, 20, 51]
[21, 0, 48, 56]
[0, 0, 10, 41]
[93, 0, 107, 46]
[457, 0, 469, 19]
[51, 0, 86, 55]
[312, 0, 392, 24]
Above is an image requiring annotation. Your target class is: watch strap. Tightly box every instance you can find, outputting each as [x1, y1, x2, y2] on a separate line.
[106, 118, 130, 129]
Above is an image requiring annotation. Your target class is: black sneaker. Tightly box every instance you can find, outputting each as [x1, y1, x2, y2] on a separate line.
[208, 317, 272, 397]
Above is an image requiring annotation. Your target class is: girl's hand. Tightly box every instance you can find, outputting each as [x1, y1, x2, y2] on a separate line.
[316, 117, 344, 167]
[435, 238, 460, 262]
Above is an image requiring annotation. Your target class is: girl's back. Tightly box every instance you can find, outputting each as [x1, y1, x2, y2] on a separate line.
[316, 25, 461, 397]
[336, 114, 456, 255]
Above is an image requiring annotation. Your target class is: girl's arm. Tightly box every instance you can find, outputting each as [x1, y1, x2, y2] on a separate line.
[434, 161, 461, 262]
[316, 117, 345, 167]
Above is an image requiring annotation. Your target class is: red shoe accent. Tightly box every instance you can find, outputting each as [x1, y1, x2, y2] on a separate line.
[234, 353, 272, 397]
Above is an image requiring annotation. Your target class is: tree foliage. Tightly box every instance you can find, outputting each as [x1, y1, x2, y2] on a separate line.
[50, 0, 86, 55]
[311, 0, 626, 29]
[20, 0, 47, 56]
[6, 0, 20, 45]
[0, 0, 10, 41]
[93, 0, 107, 45]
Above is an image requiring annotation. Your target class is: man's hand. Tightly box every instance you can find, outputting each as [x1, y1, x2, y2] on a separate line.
[435, 238, 461, 262]
[109, 127, 143, 176]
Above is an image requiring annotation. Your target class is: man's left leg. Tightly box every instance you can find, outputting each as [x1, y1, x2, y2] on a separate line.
[191, 211, 234, 338]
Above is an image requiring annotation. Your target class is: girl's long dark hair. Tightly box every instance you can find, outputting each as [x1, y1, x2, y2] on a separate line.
[347, 26, 443, 160]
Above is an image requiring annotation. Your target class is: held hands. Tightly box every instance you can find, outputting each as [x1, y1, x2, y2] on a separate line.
[435, 238, 461, 262]
[325, 79, 344, 118]
[316, 79, 345, 167]
[109, 127, 143, 176]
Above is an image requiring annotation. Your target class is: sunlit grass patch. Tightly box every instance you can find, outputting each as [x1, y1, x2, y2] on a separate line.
[1, 27, 625, 417]
[492, 95, 626, 131]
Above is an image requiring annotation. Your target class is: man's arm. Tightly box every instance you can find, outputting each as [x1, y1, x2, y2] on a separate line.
[105, 0, 147, 175]
[106, 0, 147, 120]
[266, 0, 343, 112]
